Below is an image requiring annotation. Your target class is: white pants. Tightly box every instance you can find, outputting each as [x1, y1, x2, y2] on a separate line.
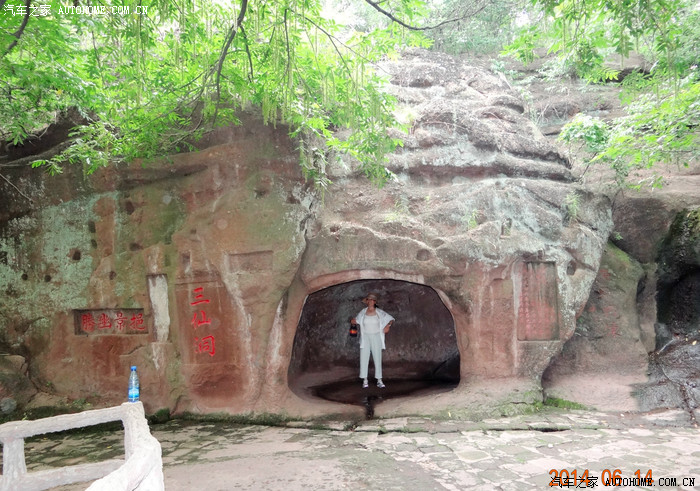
[360, 332, 383, 379]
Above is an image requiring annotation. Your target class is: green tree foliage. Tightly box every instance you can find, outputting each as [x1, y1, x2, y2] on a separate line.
[561, 71, 699, 189]
[426, 0, 520, 55]
[339, 0, 520, 56]
[0, 0, 436, 185]
[504, 0, 700, 188]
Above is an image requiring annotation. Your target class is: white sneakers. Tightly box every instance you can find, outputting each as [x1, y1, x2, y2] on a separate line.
[362, 378, 386, 388]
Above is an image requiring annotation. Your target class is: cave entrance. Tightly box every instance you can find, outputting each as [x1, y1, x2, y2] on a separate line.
[656, 210, 700, 340]
[657, 269, 700, 336]
[288, 279, 460, 409]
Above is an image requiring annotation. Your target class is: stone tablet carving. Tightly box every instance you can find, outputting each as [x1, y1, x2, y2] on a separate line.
[74, 309, 146, 335]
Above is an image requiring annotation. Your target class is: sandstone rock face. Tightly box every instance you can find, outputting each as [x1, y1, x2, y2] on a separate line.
[0, 50, 612, 417]
[539, 176, 700, 411]
[541, 244, 651, 410]
[634, 206, 700, 414]
[0, 113, 313, 414]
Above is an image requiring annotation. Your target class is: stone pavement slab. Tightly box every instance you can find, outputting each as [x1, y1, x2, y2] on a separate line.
[9, 409, 700, 490]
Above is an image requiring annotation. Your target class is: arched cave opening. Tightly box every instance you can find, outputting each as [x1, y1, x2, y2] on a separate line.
[288, 279, 460, 408]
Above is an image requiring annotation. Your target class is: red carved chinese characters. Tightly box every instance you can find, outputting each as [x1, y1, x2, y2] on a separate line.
[130, 312, 146, 331]
[191, 310, 212, 329]
[114, 311, 127, 331]
[194, 335, 216, 357]
[98, 312, 112, 330]
[189, 286, 216, 359]
[190, 287, 210, 306]
[81, 313, 95, 333]
[75, 309, 146, 335]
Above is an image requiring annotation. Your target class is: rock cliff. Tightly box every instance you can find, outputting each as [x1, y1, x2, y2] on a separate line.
[0, 49, 613, 418]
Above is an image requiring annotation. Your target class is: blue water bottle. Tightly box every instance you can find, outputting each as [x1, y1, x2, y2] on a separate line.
[128, 366, 140, 402]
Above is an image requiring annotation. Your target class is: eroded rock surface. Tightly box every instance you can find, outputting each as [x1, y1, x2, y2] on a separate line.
[0, 50, 613, 418]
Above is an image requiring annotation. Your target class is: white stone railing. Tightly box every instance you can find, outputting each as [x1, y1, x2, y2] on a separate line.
[0, 401, 164, 491]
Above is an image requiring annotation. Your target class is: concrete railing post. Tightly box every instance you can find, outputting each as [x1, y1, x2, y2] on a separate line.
[122, 402, 141, 460]
[1, 438, 26, 490]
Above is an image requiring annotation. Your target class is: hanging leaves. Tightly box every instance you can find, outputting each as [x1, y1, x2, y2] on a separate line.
[1, 0, 433, 185]
[506, 0, 700, 189]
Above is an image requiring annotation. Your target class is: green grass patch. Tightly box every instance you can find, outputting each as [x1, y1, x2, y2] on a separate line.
[544, 397, 588, 410]
[177, 411, 299, 427]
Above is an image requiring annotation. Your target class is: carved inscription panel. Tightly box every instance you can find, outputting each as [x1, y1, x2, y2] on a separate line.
[74, 309, 146, 335]
[175, 280, 236, 365]
[516, 262, 559, 341]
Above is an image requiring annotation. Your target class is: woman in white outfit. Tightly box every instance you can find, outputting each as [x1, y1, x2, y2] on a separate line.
[351, 292, 395, 388]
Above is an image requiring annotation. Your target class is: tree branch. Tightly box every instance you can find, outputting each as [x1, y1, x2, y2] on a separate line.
[213, 0, 249, 122]
[239, 25, 254, 83]
[3, 0, 32, 57]
[0, 172, 34, 202]
[299, 12, 382, 78]
[0, 140, 73, 169]
[283, 8, 292, 80]
[362, 0, 488, 31]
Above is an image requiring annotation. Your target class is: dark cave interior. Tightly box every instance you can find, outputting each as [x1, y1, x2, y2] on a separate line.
[288, 279, 461, 407]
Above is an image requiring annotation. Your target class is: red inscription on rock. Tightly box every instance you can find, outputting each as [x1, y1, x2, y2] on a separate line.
[194, 335, 216, 357]
[174, 280, 239, 367]
[74, 309, 147, 335]
[81, 313, 95, 333]
[190, 287, 210, 306]
[191, 310, 212, 329]
[188, 286, 216, 359]
[97, 312, 112, 330]
[130, 312, 146, 331]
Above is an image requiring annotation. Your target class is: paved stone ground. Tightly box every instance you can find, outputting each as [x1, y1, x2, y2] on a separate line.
[14, 408, 700, 490]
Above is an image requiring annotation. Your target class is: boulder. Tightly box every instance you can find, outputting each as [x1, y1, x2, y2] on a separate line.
[0, 354, 36, 412]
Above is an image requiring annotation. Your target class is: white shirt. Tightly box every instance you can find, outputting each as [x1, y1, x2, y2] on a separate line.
[362, 313, 381, 334]
[355, 307, 395, 350]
